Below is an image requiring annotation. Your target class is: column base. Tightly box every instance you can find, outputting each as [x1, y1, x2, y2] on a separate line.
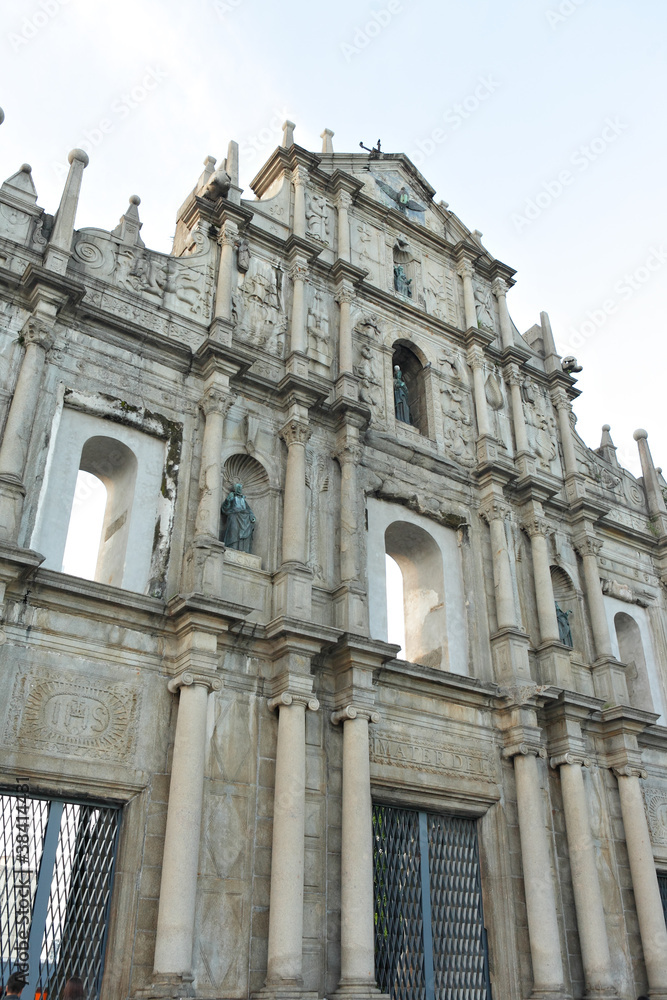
[536, 640, 573, 689]
[529, 989, 571, 1000]
[582, 989, 621, 1000]
[253, 987, 318, 1000]
[134, 973, 195, 999]
[272, 563, 313, 619]
[590, 655, 629, 706]
[187, 535, 225, 598]
[333, 583, 368, 632]
[490, 626, 532, 682]
[332, 980, 389, 1000]
[0, 473, 26, 542]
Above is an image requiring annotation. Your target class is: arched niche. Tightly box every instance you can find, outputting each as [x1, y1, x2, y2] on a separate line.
[80, 436, 138, 586]
[550, 566, 582, 652]
[392, 340, 429, 436]
[385, 520, 447, 669]
[614, 612, 654, 712]
[221, 454, 271, 565]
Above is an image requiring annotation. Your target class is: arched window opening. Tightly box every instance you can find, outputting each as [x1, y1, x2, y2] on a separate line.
[62, 436, 138, 588]
[392, 341, 428, 436]
[61, 471, 107, 580]
[385, 521, 446, 669]
[615, 612, 653, 712]
[385, 553, 406, 658]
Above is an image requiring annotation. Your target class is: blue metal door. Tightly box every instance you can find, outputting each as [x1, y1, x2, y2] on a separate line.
[0, 792, 120, 1000]
[373, 805, 491, 1000]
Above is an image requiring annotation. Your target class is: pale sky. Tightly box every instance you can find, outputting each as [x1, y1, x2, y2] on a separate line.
[2, 0, 665, 477]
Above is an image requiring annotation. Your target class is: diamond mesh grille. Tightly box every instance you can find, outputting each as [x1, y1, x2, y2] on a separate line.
[0, 794, 120, 1000]
[658, 874, 667, 926]
[373, 805, 426, 1000]
[373, 805, 490, 1000]
[427, 814, 488, 1000]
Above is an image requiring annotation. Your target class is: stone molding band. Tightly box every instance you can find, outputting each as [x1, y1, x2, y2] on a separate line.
[502, 742, 548, 760]
[550, 752, 591, 769]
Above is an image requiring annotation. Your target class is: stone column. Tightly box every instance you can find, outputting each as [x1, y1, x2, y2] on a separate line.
[552, 753, 619, 999]
[504, 741, 568, 999]
[336, 190, 352, 262]
[614, 764, 667, 998]
[336, 435, 362, 585]
[467, 344, 491, 438]
[506, 363, 530, 457]
[551, 387, 578, 477]
[280, 416, 311, 565]
[44, 148, 89, 274]
[289, 259, 309, 356]
[331, 704, 382, 1000]
[523, 516, 559, 643]
[480, 500, 516, 630]
[0, 317, 54, 541]
[336, 284, 355, 376]
[576, 535, 613, 659]
[457, 260, 477, 330]
[265, 690, 320, 993]
[152, 670, 222, 992]
[213, 218, 239, 325]
[492, 277, 514, 351]
[293, 166, 307, 239]
[193, 387, 234, 541]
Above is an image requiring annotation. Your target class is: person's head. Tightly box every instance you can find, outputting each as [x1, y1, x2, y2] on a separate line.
[234, 483, 243, 495]
[6, 972, 27, 996]
[63, 977, 85, 1000]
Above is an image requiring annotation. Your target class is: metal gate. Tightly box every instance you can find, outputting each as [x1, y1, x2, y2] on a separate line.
[658, 873, 667, 926]
[373, 805, 491, 1000]
[0, 791, 121, 1000]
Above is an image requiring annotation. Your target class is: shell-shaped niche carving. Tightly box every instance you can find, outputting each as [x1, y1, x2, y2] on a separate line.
[484, 373, 504, 410]
[223, 454, 270, 498]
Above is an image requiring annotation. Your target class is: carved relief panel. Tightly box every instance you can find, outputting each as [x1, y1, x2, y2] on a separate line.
[234, 255, 286, 355]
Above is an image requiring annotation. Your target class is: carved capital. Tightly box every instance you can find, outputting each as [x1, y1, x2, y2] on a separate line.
[334, 441, 363, 465]
[22, 316, 54, 351]
[267, 691, 319, 712]
[199, 388, 236, 418]
[335, 287, 355, 306]
[502, 740, 547, 760]
[491, 276, 508, 299]
[337, 191, 352, 212]
[288, 260, 309, 283]
[550, 386, 570, 411]
[218, 220, 239, 247]
[331, 704, 381, 725]
[612, 763, 648, 779]
[550, 751, 591, 769]
[466, 344, 485, 370]
[521, 514, 552, 539]
[505, 363, 521, 387]
[167, 670, 222, 694]
[574, 535, 603, 559]
[479, 498, 512, 524]
[456, 260, 475, 280]
[280, 418, 311, 448]
[293, 164, 308, 188]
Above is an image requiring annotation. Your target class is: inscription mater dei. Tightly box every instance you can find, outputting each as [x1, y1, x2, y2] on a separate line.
[369, 730, 496, 782]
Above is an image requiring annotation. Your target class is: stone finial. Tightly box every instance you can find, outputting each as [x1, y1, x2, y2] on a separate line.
[321, 128, 334, 154]
[0, 163, 38, 206]
[282, 120, 296, 148]
[226, 140, 239, 187]
[633, 428, 667, 524]
[111, 194, 145, 247]
[540, 310, 561, 373]
[44, 148, 89, 274]
[597, 424, 618, 467]
[195, 155, 217, 195]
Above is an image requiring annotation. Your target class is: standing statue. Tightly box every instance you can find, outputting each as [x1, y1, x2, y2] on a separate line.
[393, 366, 411, 424]
[555, 603, 573, 647]
[221, 483, 256, 552]
[394, 264, 412, 298]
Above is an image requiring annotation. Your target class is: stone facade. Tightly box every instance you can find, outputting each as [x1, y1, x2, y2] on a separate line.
[1, 117, 667, 1000]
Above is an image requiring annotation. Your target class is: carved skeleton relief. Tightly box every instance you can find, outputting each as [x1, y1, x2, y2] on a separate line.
[235, 256, 285, 354]
[307, 288, 331, 367]
[354, 341, 385, 422]
[305, 193, 330, 244]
